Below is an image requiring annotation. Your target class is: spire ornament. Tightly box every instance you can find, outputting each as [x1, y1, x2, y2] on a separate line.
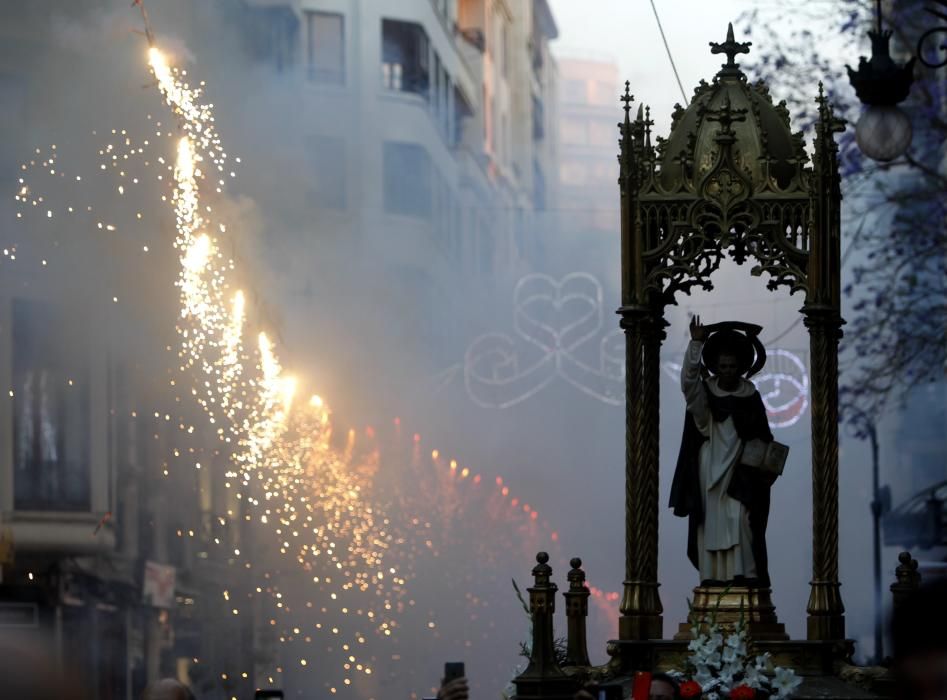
[710, 22, 752, 77]
[701, 94, 748, 139]
[620, 80, 634, 118]
[618, 83, 635, 184]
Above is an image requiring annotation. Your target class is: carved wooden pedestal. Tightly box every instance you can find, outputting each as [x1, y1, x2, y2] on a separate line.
[674, 585, 789, 641]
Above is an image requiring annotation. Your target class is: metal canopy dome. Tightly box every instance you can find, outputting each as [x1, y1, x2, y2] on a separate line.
[656, 33, 807, 195]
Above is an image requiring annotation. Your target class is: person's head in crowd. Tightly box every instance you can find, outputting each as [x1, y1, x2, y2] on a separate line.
[649, 673, 680, 700]
[892, 578, 947, 700]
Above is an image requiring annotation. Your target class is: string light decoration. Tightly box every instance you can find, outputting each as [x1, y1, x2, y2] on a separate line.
[450, 273, 624, 408]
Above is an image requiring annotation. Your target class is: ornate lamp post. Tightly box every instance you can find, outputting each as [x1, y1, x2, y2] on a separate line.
[847, 0, 947, 161]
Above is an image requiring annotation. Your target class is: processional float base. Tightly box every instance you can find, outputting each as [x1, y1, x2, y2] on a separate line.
[673, 585, 789, 641]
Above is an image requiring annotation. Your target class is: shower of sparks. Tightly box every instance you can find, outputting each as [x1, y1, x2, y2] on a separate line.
[148, 45, 402, 692]
[152, 46, 238, 437]
[8, 40, 619, 699]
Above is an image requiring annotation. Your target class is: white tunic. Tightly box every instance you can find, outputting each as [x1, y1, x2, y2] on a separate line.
[681, 340, 757, 582]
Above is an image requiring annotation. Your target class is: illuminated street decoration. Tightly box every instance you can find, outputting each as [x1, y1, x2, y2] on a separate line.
[457, 273, 808, 429]
[463, 273, 624, 407]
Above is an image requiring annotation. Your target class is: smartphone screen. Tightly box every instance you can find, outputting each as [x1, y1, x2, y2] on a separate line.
[444, 661, 465, 683]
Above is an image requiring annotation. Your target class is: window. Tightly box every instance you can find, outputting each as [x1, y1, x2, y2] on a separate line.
[306, 135, 346, 210]
[433, 53, 443, 125]
[13, 299, 90, 511]
[242, 6, 297, 73]
[440, 65, 451, 137]
[382, 20, 430, 97]
[383, 142, 432, 218]
[562, 79, 586, 104]
[453, 86, 473, 147]
[306, 11, 345, 84]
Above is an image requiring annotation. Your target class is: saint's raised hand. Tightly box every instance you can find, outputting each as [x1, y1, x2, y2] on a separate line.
[689, 315, 708, 342]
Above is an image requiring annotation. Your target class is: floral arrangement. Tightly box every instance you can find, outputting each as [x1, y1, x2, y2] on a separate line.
[672, 613, 803, 700]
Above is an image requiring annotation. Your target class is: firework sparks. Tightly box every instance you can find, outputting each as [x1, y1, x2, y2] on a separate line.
[8, 35, 617, 699]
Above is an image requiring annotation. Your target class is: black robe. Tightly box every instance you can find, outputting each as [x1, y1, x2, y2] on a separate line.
[668, 382, 776, 587]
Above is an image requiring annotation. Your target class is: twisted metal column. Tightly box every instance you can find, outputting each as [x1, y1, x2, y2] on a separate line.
[642, 316, 665, 589]
[805, 307, 846, 641]
[618, 307, 663, 641]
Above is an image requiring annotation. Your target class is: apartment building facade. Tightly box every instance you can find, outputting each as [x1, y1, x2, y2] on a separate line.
[557, 56, 620, 237]
[235, 0, 559, 387]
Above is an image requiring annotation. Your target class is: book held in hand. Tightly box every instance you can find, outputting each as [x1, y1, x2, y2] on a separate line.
[741, 438, 789, 475]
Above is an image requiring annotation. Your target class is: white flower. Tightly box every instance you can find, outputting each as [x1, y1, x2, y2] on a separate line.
[754, 653, 773, 672]
[726, 631, 746, 649]
[772, 667, 803, 698]
[688, 636, 707, 654]
[694, 665, 714, 687]
[706, 692, 720, 700]
[707, 632, 724, 650]
[722, 644, 744, 664]
[718, 664, 737, 688]
[742, 664, 764, 689]
[705, 650, 723, 669]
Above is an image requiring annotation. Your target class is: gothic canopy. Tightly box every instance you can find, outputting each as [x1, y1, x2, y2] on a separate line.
[619, 23, 844, 308]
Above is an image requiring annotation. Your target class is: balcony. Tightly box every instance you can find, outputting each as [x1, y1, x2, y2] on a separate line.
[8, 511, 116, 554]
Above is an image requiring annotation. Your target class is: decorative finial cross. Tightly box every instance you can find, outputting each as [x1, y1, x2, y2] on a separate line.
[710, 22, 752, 75]
[703, 94, 748, 137]
[621, 81, 634, 117]
[815, 82, 846, 135]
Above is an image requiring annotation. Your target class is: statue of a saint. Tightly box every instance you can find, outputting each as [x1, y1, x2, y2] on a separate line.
[669, 317, 778, 587]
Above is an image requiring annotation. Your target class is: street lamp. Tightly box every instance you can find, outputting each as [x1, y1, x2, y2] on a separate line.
[847, 0, 947, 162]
